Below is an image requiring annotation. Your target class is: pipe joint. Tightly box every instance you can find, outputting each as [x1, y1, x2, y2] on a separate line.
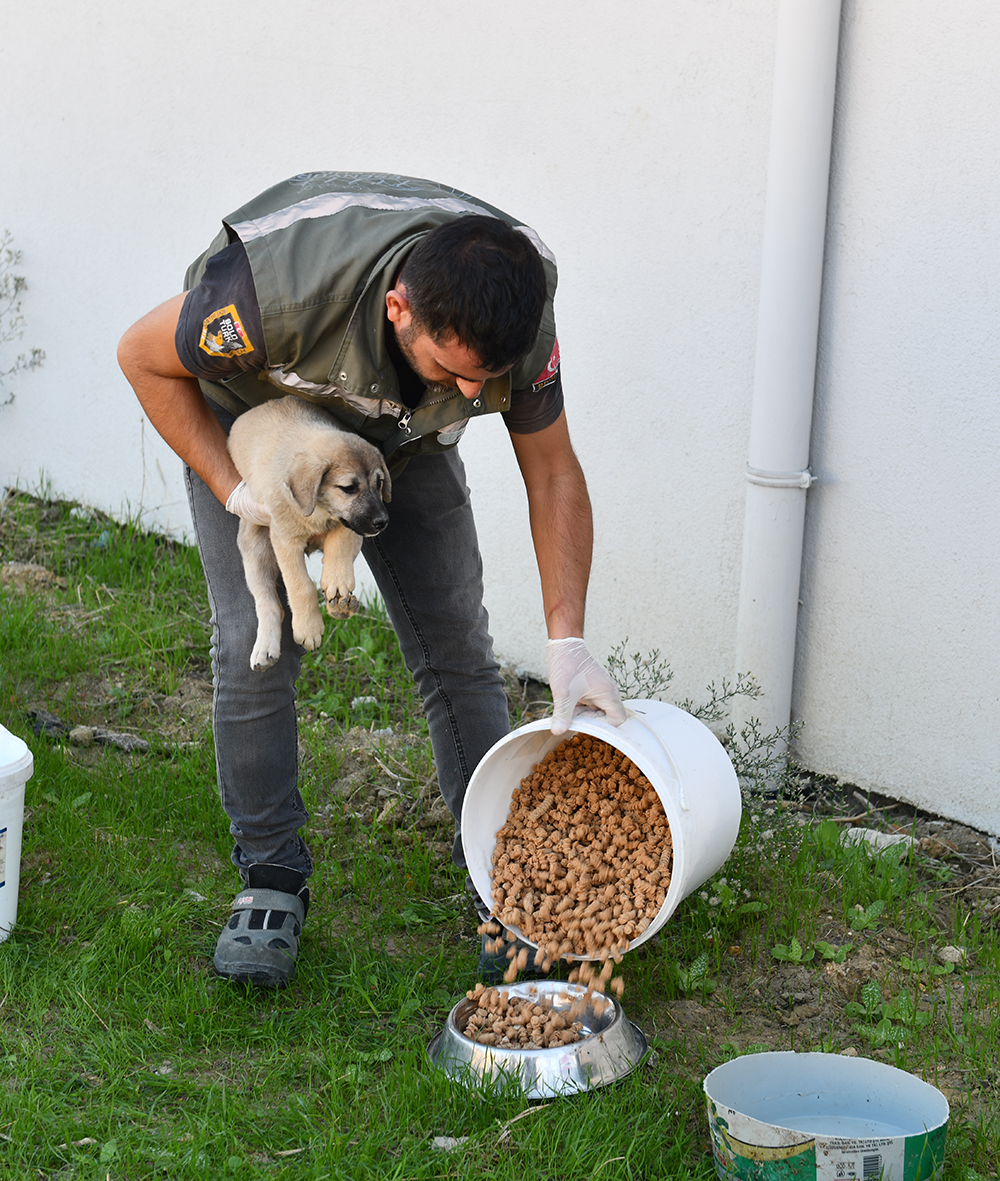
[744, 464, 814, 490]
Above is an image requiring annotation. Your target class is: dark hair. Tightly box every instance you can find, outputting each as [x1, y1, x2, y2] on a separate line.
[398, 215, 548, 372]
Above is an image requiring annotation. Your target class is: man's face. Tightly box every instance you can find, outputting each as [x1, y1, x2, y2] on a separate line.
[394, 322, 510, 400]
[386, 284, 511, 400]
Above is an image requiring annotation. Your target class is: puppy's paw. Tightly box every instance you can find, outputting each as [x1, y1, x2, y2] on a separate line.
[326, 590, 360, 619]
[250, 638, 281, 671]
[292, 608, 325, 651]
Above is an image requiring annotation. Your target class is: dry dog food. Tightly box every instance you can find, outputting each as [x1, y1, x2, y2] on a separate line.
[461, 983, 583, 1048]
[482, 734, 673, 993]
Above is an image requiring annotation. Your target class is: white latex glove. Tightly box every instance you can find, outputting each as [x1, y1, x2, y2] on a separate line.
[225, 479, 271, 526]
[546, 637, 627, 736]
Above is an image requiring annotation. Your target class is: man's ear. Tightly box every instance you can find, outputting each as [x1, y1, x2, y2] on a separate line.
[385, 285, 412, 329]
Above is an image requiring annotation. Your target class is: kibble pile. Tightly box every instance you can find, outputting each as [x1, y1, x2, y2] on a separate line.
[461, 983, 583, 1048]
[482, 734, 673, 991]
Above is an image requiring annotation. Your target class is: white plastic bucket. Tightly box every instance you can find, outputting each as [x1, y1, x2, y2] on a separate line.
[704, 1051, 949, 1180]
[461, 699, 742, 957]
[0, 723, 34, 942]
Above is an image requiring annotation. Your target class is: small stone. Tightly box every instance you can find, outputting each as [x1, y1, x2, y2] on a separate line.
[431, 1136, 468, 1152]
[28, 708, 69, 738]
[93, 729, 150, 754]
[937, 945, 967, 966]
[842, 828, 917, 859]
[69, 726, 96, 746]
[840, 1046, 859, 1057]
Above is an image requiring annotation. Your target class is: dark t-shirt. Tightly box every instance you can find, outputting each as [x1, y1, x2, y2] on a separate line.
[175, 240, 563, 431]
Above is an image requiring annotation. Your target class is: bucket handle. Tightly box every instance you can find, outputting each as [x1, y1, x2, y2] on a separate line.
[622, 706, 689, 812]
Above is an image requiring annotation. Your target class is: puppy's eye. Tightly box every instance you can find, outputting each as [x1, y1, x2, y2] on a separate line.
[337, 482, 358, 494]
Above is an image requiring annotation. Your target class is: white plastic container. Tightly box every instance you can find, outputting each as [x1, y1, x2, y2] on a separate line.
[461, 699, 742, 956]
[0, 724, 34, 941]
[704, 1051, 949, 1180]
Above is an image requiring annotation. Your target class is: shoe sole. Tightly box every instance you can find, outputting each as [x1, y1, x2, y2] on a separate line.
[213, 959, 293, 988]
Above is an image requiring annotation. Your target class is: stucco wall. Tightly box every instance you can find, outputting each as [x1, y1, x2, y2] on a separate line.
[793, 0, 1000, 833]
[0, 0, 773, 716]
[2, 1, 997, 831]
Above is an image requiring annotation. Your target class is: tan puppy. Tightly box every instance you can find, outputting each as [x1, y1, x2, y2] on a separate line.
[227, 397, 391, 671]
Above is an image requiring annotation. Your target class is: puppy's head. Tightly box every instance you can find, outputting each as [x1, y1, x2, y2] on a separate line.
[286, 438, 391, 536]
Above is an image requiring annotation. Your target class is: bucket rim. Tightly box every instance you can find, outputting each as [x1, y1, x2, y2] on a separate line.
[703, 1050, 950, 1137]
[0, 730, 33, 788]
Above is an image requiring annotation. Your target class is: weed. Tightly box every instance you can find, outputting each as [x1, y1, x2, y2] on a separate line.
[0, 230, 45, 405]
[605, 640, 801, 802]
[771, 936, 816, 964]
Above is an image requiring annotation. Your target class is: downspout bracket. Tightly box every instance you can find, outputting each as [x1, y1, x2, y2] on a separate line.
[744, 464, 815, 490]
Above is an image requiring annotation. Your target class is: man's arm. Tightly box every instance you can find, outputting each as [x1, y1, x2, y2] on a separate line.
[117, 294, 243, 506]
[508, 409, 591, 639]
[509, 411, 625, 733]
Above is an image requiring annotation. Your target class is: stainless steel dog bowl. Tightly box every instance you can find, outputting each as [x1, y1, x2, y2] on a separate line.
[427, 980, 649, 1100]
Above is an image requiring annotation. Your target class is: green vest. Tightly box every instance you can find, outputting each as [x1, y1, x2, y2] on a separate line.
[184, 172, 559, 471]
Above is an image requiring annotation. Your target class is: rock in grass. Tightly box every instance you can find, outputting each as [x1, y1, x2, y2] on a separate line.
[93, 729, 150, 754]
[28, 707, 69, 738]
[841, 827, 917, 859]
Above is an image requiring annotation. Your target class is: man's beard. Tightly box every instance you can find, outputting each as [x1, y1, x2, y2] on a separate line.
[395, 322, 454, 396]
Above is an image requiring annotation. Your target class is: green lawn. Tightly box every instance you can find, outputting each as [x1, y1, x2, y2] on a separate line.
[0, 489, 996, 1180]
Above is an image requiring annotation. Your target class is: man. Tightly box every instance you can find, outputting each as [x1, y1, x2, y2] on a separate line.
[118, 171, 624, 987]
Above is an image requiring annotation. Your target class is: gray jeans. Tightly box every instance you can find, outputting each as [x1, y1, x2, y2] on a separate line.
[184, 405, 509, 904]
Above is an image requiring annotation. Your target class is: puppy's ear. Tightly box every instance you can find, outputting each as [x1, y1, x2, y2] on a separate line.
[285, 452, 327, 516]
[379, 458, 392, 504]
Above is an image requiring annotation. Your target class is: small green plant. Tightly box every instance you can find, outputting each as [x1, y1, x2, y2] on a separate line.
[847, 982, 932, 1046]
[671, 951, 717, 995]
[814, 940, 853, 963]
[901, 955, 954, 978]
[605, 642, 676, 699]
[772, 936, 815, 964]
[848, 898, 886, 931]
[0, 230, 45, 404]
[605, 641, 801, 800]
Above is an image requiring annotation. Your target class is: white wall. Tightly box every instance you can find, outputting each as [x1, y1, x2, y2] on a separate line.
[2, 1, 997, 832]
[0, 0, 774, 714]
[793, 0, 1000, 834]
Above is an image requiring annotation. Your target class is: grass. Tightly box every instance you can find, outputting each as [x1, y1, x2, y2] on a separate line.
[0, 487, 998, 1179]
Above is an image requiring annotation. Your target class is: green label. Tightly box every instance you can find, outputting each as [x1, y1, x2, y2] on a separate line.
[708, 1101, 947, 1181]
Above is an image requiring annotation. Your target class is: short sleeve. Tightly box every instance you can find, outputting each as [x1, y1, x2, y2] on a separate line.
[502, 336, 564, 433]
[175, 240, 266, 381]
[502, 370, 564, 433]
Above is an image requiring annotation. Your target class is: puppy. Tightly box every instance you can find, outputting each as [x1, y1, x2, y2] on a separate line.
[227, 396, 391, 671]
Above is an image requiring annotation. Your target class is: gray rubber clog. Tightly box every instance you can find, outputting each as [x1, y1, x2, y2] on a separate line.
[214, 885, 306, 987]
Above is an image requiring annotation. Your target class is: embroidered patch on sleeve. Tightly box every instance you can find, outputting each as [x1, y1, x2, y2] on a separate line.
[531, 338, 560, 392]
[198, 304, 255, 358]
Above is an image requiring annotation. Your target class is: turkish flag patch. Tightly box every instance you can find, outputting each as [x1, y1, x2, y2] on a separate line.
[531, 338, 560, 392]
[199, 304, 255, 358]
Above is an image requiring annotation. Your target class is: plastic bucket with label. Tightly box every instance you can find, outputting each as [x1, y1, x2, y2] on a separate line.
[704, 1051, 949, 1180]
[0, 724, 34, 941]
[461, 698, 742, 956]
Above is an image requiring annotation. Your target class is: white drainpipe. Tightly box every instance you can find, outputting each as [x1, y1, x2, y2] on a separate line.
[732, 0, 844, 747]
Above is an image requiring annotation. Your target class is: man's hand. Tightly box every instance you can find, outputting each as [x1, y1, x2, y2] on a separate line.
[547, 637, 626, 735]
[225, 479, 271, 526]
